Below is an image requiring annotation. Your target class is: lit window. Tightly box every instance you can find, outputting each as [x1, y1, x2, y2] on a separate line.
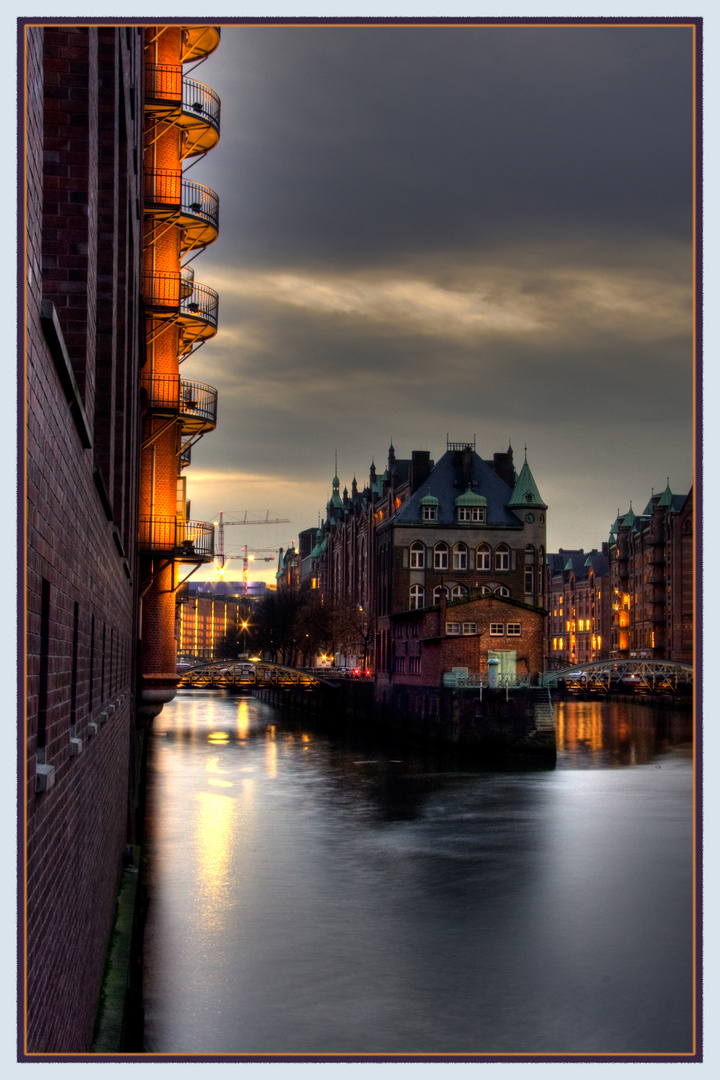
[453, 543, 468, 570]
[495, 545, 509, 571]
[409, 585, 424, 610]
[490, 623, 504, 636]
[462, 622, 477, 635]
[476, 544, 491, 570]
[410, 541, 425, 569]
[507, 623, 521, 636]
[434, 543, 449, 570]
[446, 622, 461, 635]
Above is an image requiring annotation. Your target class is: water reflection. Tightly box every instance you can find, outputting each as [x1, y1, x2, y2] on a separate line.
[555, 698, 693, 768]
[143, 691, 695, 1056]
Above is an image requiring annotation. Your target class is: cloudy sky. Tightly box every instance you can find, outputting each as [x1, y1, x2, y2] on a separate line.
[175, 17, 696, 584]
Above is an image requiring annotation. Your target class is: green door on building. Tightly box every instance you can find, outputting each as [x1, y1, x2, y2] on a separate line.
[488, 649, 517, 682]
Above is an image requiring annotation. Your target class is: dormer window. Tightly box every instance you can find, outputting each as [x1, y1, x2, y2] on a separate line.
[420, 493, 439, 522]
[454, 486, 487, 524]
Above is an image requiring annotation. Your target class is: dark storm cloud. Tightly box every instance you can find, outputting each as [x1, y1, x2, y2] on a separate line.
[182, 21, 695, 569]
[200, 25, 693, 269]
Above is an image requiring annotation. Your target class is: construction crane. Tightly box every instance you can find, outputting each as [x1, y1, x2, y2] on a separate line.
[212, 510, 289, 571]
[223, 546, 277, 596]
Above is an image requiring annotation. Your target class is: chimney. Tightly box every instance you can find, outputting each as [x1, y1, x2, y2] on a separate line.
[410, 450, 433, 493]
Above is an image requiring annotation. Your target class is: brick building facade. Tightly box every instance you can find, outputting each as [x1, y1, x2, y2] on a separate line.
[392, 591, 546, 688]
[293, 438, 548, 680]
[545, 548, 611, 669]
[24, 26, 146, 1053]
[608, 484, 693, 662]
[23, 23, 223, 1053]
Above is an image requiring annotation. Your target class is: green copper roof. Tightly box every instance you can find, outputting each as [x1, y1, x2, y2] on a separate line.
[507, 459, 547, 509]
[419, 492, 439, 505]
[658, 481, 674, 508]
[454, 485, 487, 507]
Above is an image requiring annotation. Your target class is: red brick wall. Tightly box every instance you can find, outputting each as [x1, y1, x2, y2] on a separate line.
[390, 594, 546, 688]
[24, 26, 144, 1053]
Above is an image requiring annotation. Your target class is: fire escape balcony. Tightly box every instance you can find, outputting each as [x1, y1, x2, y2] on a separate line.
[145, 66, 221, 157]
[144, 170, 220, 254]
[143, 269, 219, 349]
[139, 516, 215, 563]
[141, 373, 218, 435]
[181, 25, 221, 63]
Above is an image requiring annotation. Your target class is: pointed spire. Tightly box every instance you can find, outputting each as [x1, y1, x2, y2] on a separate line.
[507, 453, 547, 509]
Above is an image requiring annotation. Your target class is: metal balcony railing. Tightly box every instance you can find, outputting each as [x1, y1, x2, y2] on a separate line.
[180, 178, 220, 235]
[143, 270, 218, 332]
[180, 280, 219, 331]
[140, 374, 218, 431]
[182, 77, 221, 132]
[179, 379, 218, 432]
[144, 68, 221, 156]
[145, 64, 183, 106]
[139, 516, 214, 562]
[144, 172, 219, 240]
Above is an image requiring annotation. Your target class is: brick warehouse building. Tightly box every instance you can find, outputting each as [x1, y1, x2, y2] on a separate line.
[292, 438, 548, 680]
[608, 484, 693, 662]
[23, 24, 222, 1053]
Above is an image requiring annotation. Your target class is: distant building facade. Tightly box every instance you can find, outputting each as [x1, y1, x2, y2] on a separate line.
[288, 438, 549, 682]
[608, 485, 693, 662]
[545, 548, 611, 669]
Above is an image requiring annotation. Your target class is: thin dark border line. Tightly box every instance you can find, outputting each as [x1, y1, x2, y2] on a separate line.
[17, 13, 703, 1065]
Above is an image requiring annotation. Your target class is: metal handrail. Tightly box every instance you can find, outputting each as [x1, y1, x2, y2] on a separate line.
[144, 172, 220, 233]
[180, 379, 218, 428]
[181, 179, 219, 231]
[145, 168, 182, 206]
[180, 280, 219, 329]
[140, 374, 218, 428]
[139, 516, 214, 560]
[143, 271, 218, 329]
[182, 76, 221, 133]
[145, 64, 182, 104]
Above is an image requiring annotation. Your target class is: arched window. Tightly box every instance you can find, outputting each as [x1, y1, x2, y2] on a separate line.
[453, 542, 468, 570]
[410, 541, 425, 569]
[434, 542, 449, 570]
[409, 584, 424, 610]
[495, 585, 510, 597]
[524, 544, 534, 563]
[451, 584, 468, 599]
[433, 584, 449, 604]
[495, 544, 510, 571]
[477, 543, 491, 570]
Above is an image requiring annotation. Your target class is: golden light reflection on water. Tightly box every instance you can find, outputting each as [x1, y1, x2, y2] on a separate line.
[555, 701, 604, 754]
[194, 788, 236, 923]
[265, 725, 277, 778]
[237, 699, 250, 740]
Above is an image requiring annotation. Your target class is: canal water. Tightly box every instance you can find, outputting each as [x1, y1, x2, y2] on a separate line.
[141, 692, 695, 1056]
